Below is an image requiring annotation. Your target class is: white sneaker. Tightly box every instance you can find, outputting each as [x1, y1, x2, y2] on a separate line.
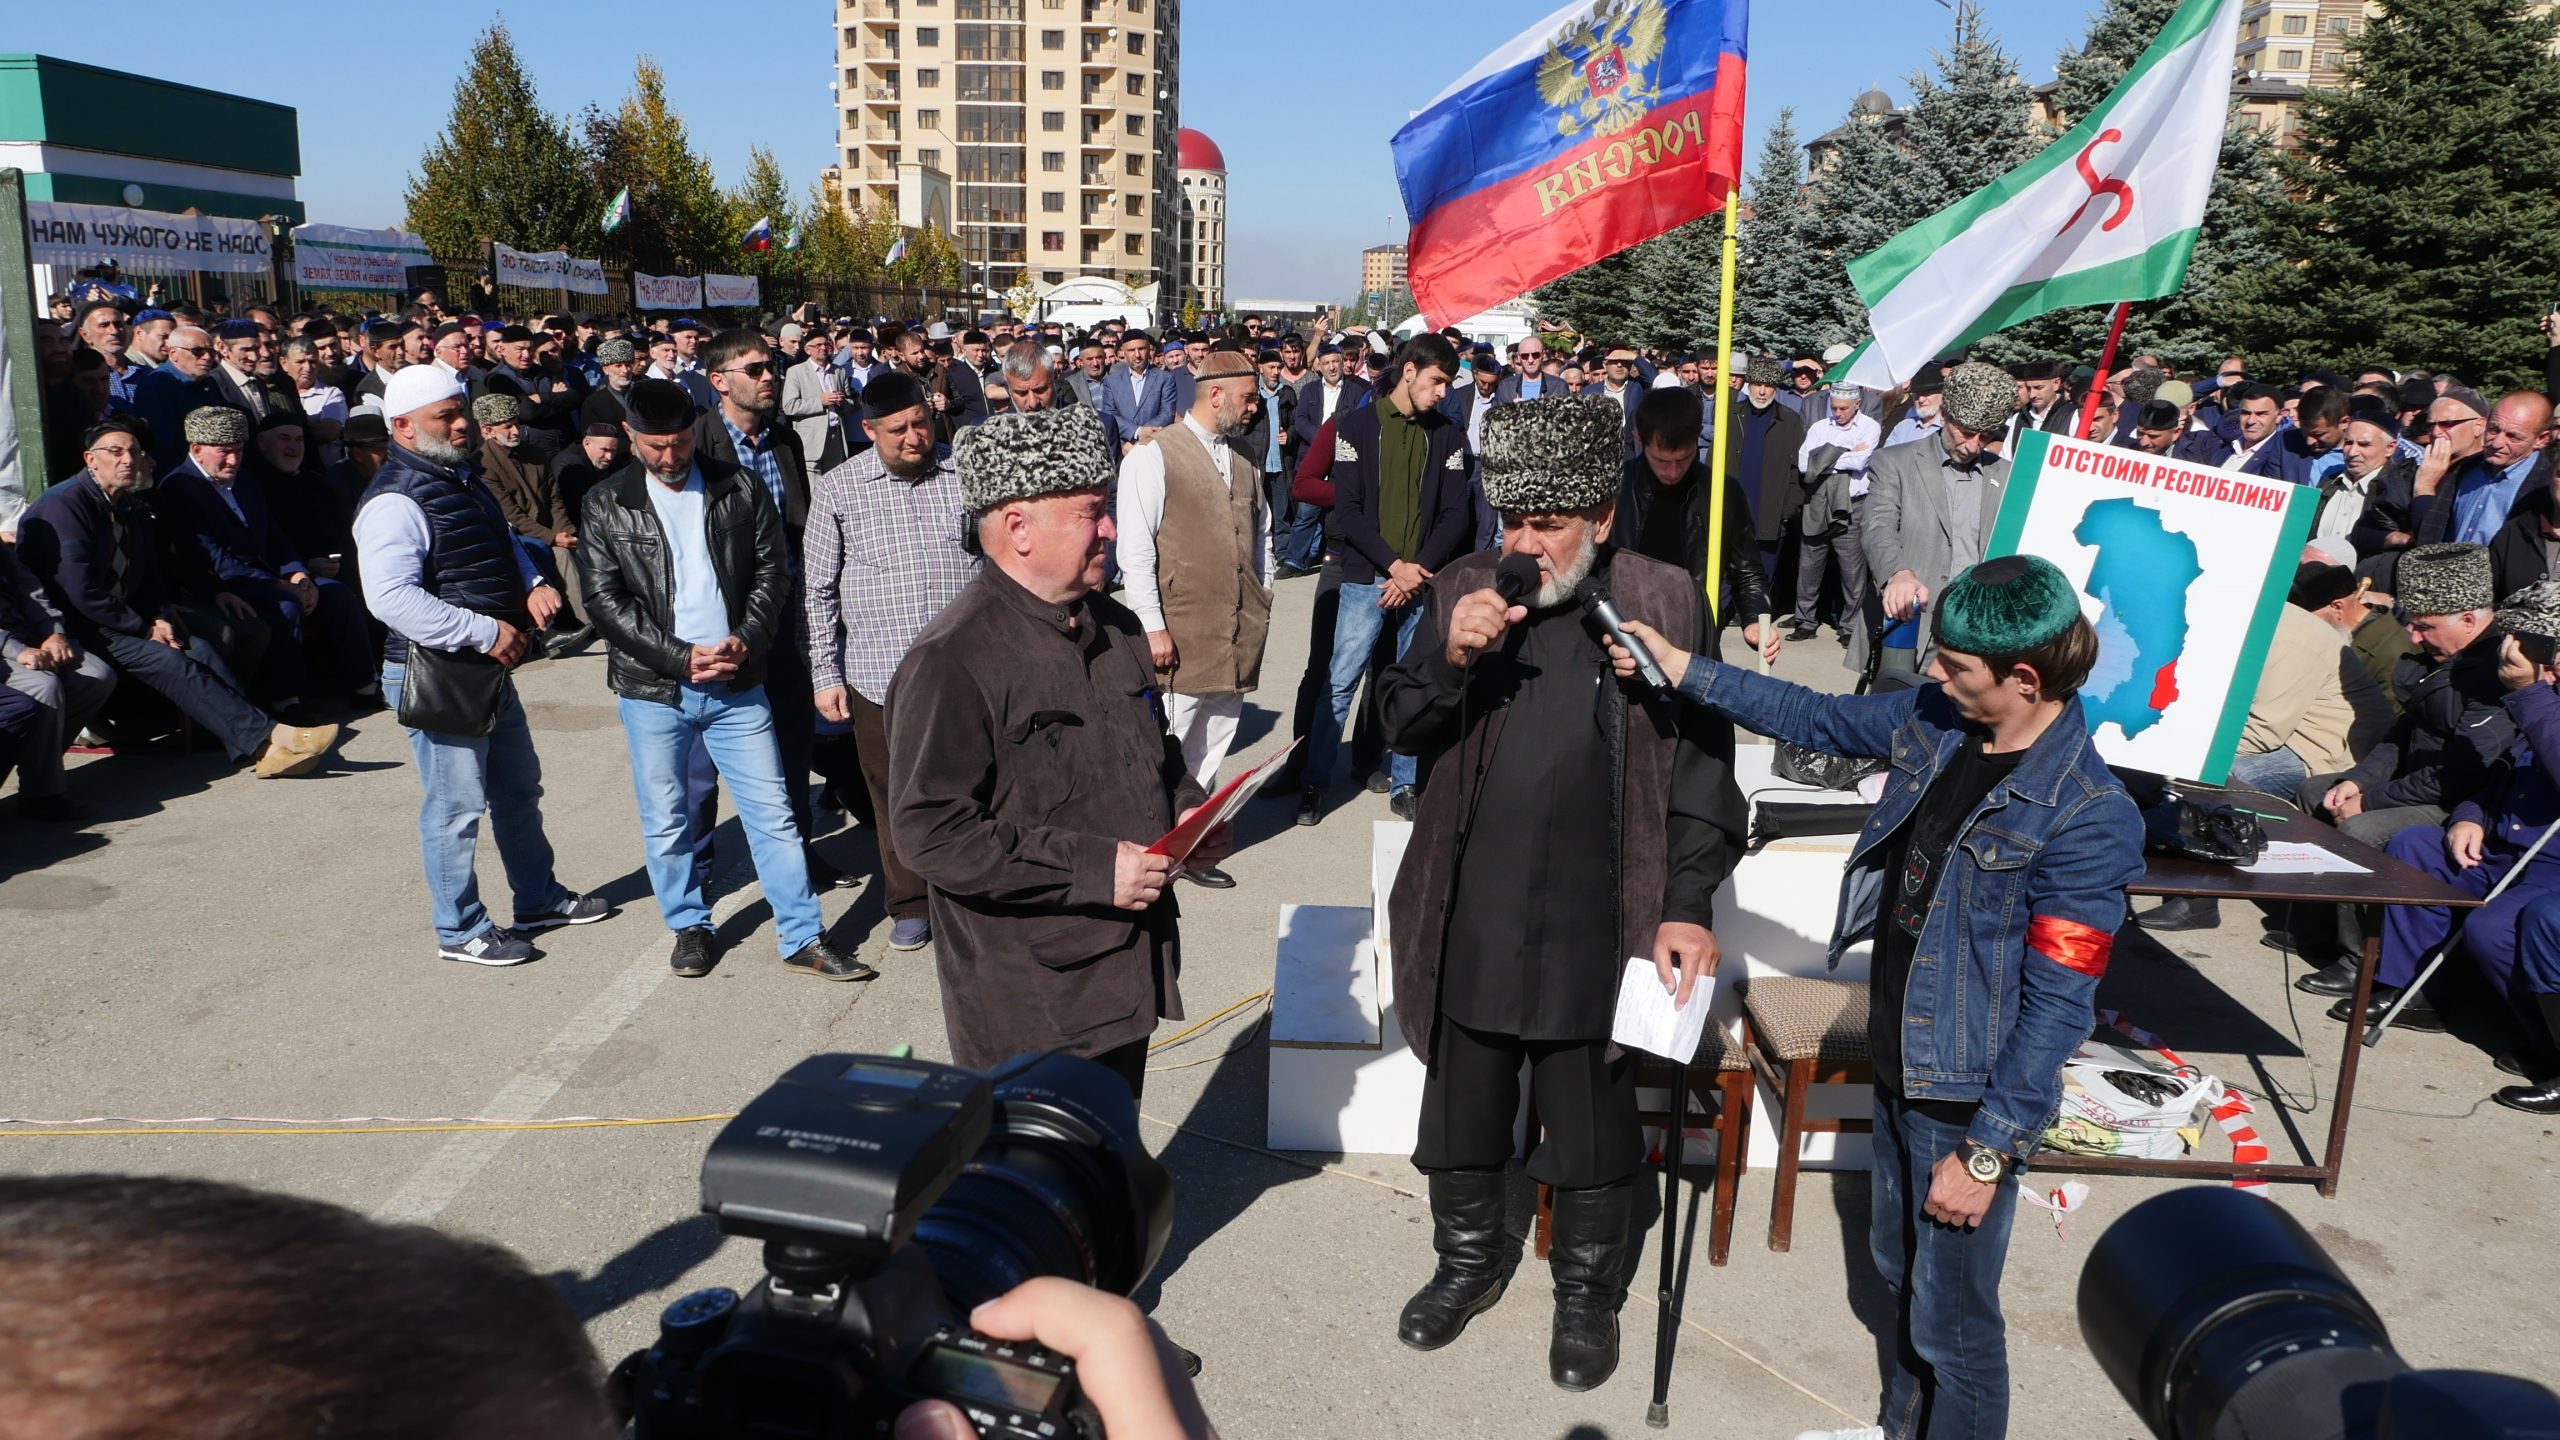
[1789, 1428, 1885, 1440]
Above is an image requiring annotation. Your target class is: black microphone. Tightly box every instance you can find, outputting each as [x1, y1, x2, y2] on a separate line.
[1493, 550, 1543, 604]
[1580, 582, 1670, 691]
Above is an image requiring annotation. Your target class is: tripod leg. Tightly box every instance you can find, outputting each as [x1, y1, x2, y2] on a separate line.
[1646, 1059, 1687, 1429]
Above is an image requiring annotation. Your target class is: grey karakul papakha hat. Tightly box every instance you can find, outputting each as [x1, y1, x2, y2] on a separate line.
[1476, 395, 1624, 515]
[1940, 361, 2018, 435]
[2498, 580, 2560, 641]
[955, 402, 1114, 513]
[2397, 542, 2495, 618]
[183, 405, 250, 446]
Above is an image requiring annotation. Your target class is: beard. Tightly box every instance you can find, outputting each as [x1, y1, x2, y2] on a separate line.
[412, 430, 479, 468]
[1532, 535, 1599, 609]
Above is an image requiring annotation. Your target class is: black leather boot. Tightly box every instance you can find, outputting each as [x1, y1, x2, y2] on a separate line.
[1546, 1182, 1634, 1391]
[1397, 1170, 1516, 1351]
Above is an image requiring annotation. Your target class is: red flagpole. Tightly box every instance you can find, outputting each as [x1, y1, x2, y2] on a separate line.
[2076, 300, 2133, 440]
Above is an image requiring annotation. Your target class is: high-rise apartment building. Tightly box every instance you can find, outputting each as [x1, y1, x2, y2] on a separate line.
[1360, 243, 1407, 301]
[834, 0, 1182, 295]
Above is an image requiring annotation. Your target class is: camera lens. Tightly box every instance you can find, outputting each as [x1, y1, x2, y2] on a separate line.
[2079, 1187, 2402, 1440]
[911, 1053, 1174, 1312]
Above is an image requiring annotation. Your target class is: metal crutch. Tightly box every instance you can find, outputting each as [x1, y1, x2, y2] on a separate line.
[2365, 815, 2560, 1046]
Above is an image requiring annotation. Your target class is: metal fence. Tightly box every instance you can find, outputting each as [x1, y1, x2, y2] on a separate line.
[275, 239, 974, 325]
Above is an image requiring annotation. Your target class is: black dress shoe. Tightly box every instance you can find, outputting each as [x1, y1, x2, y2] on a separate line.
[2493, 1077, 2560, 1114]
[1786, 622, 1819, 642]
[2294, 958, 2362, 997]
[1388, 785, 1419, 820]
[2492, 1050, 2556, 1079]
[1181, 865, 1236, 889]
[1295, 786, 1323, 826]
[669, 927, 717, 978]
[344, 687, 388, 716]
[805, 853, 863, 891]
[1365, 770, 1392, 795]
[784, 937, 879, 981]
[2135, 896, 2222, 932]
[2328, 987, 2445, 1033]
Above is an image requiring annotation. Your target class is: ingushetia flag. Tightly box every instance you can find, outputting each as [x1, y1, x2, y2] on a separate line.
[1392, 0, 1749, 327]
[602, 187, 631, 235]
[1837, 0, 2243, 388]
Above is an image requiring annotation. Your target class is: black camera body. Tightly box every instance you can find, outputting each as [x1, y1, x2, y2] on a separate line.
[615, 1052, 1173, 1440]
[2080, 1187, 2560, 1440]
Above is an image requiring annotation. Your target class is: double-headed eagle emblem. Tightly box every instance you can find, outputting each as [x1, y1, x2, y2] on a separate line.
[1535, 0, 1670, 139]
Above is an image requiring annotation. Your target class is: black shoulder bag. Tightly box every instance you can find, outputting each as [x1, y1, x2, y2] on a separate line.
[398, 644, 509, 737]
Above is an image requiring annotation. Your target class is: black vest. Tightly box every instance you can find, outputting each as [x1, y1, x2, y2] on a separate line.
[361, 445, 528, 663]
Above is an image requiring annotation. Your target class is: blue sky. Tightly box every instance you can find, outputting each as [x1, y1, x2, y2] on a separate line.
[15, 1, 2093, 301]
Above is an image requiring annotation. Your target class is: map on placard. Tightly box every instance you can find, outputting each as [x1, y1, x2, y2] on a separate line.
[2072, 498, 2202, 739]
[1986, 432, 2314, 785]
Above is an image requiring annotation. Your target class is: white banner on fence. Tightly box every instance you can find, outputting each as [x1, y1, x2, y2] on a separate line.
[634, 272, 703, 310]
[290, 223, 430, 291]
[27, 202, 272, 274]
[491, 241, 607, 295]
[702, 273, 761, 308]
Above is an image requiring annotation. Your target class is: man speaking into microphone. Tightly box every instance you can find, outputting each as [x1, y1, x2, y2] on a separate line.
[1377, 395, 1746, 1393]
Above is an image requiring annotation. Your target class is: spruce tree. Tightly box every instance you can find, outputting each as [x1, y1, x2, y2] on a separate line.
[1801, 107, 1927, 349]
[1532, 247, 1646, 346]
[1900, 3, 2050, 365]
[1734, 108, 1839, 356]
[584, 59, 732, 276]
[2230, 0, 2560, 388]
[799, 180, 871, 288]
[402, 23, 599, 260]
[1628, 218, 1724, 354]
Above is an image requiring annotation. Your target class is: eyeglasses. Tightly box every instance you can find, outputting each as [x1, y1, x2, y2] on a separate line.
[86, 444, 141, 459]
[170, 344, 211, 356]
[2430, 412, 2484, 428]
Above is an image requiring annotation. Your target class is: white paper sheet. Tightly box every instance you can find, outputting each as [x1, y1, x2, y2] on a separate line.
[1611, 956, 1718, 1062]
[2236, 841, 2370, 876]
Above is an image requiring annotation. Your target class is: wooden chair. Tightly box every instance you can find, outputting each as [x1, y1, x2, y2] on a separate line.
[1739, 976, 1874, 1253]
[1531, 1025, 1753, 1267]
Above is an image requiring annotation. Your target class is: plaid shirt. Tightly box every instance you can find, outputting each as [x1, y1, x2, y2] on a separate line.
[723, 413, 792, 519]
[802, 444, 978, 702]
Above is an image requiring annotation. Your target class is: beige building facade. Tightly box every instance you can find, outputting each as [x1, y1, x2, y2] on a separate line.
[835, 0, 1182, 295]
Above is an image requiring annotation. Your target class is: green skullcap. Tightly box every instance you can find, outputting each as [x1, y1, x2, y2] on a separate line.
[1934, 555, 2082, 657]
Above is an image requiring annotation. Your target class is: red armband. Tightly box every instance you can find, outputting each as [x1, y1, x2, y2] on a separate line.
[2027, 914, 2114, 978]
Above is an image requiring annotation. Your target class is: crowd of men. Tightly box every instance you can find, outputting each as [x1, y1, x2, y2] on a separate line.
[20, 274, 2560, 1438]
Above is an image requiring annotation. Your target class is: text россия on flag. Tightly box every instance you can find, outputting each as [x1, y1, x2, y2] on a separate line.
[1392, 0, 1749, 327]
[1837, 0, 2243, 388]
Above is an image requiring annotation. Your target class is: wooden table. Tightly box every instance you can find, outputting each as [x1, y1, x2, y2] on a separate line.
[2029, 784, 2482, 1197]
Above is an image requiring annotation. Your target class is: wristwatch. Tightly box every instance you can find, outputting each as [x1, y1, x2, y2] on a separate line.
[1959, 1139, 2009, 1185]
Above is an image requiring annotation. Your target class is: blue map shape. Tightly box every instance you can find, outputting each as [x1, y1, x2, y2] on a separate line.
[2070, 498, 2201, 738]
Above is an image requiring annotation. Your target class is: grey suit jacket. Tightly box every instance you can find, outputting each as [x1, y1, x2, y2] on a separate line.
[780, 358, 852, 472]
[1855, 431, 2011, 672]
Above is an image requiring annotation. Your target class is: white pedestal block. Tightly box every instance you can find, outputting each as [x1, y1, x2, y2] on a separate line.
[1266, 902, 1430, 1154]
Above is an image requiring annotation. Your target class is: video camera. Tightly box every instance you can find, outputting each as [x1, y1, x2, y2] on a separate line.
[613, 1051, 1172, 1439]
[2080, 1187, 2560, 1439]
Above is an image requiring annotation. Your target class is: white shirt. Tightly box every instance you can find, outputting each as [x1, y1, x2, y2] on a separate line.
[1317, 379, 1345, 423]
[1799, 412, 1885, 497]
[1114, 414, 1274, 634]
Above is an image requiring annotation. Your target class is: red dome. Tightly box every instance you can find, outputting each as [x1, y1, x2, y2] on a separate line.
[1177, 128, 1226, 172]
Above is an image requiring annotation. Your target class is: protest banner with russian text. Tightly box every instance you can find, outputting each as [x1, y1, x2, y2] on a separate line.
[28, 203, 271, 274]
[702, 273, 761, 308]
[290, 224, 431, 292]
[634, 272, 704, 310]
[1986, 430, 2315, 785]
[491, 242, 608, 296]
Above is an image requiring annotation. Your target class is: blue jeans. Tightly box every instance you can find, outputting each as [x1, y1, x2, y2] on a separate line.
[620, 683, 824, 954]
[1307, 580, 1424, 791]
[1869, 1091, 2020, 1440]
[2226, 742, 2309, 799]
[382, 660, 567, 947]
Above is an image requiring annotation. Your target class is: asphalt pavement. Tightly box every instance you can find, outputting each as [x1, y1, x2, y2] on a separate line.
[3, 568, 2556, 1437]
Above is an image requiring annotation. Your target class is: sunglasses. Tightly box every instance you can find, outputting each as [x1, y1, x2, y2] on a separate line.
[725, 361, 775, 379]
[170, 345, 211, 356]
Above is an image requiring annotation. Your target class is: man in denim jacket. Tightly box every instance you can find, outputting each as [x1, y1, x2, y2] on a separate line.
[1607, 554, 2144, 1440]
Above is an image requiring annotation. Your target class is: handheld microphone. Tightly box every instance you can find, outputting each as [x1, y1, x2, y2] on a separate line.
[1580, 583, 1671, 691]
[1492, 551, 1543, 604]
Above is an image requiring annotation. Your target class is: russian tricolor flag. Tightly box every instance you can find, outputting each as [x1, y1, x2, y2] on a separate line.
[1393, 0, 1749, 326]
[742, 215, 774, 254]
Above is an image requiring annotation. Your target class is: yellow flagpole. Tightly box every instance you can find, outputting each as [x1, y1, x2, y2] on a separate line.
[1704, 185, 1742, 627]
